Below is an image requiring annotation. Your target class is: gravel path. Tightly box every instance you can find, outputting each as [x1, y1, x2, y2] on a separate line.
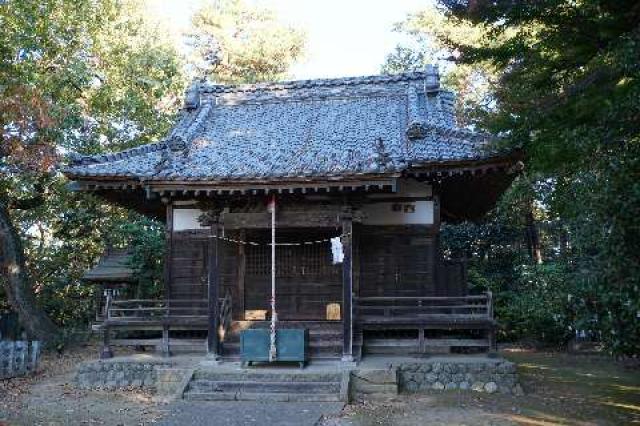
[157, 401, 345, 426]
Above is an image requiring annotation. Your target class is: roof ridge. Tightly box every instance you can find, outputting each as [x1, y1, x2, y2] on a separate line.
[424, 123, 491, 142]
[66, 141, 166, 166]
[200, 71, 432, 94]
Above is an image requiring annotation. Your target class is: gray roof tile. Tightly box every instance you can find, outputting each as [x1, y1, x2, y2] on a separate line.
[64, 70, 497, 182]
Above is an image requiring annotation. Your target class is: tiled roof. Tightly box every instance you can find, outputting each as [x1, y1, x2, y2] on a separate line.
[82, 248, 134, 282]
[64, 67, 498, 183]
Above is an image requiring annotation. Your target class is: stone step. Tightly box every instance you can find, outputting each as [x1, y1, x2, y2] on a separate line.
[350, 369, 399, 400]
[184, 391, 342, 402]
[187, 379, 340, 394]
[184, 366, 344, 402]
[192, 370, 342, 382]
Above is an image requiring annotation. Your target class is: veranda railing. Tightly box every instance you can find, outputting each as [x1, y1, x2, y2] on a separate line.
[355, 292, 494, 321]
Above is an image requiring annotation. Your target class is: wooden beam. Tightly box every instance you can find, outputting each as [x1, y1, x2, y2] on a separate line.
[222, 209, 343, 229]
[341, 212, 354, 363]
[207, 215, 221, 359]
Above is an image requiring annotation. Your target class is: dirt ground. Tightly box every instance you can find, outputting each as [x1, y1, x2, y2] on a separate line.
[0, 344, 166, 426]
[319, 350, 640, 426]
[1, 346, 639, 426]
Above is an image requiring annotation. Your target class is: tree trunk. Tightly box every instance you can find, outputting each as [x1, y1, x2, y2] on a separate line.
[525, 209, 543, 264]
[0, 203, 59, 341]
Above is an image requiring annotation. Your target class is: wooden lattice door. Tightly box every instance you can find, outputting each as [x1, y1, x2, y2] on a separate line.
[244, 230, 341, 320]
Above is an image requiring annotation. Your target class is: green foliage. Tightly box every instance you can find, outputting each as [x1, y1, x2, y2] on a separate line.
[399, 0, 640, 355]
[441, 179, 575, 347]
[119, 219, 165, 300]
[189, 0, 306, 83]
[498, 264, 575, 347]
[1, 0, 306, 335]
[382, 5, 500, 126]
[12, 179, 164, 327]
[0, 0, 186, 331]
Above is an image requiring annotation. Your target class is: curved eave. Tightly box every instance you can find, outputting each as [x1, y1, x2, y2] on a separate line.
[406, 150, 522, 177]
[64, 150, 522, 222]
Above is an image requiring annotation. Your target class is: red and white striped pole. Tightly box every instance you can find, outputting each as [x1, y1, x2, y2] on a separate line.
[267, 194, 277, 362]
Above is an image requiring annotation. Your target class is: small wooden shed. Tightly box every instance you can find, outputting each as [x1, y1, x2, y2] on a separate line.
[82, 247, 135, 320]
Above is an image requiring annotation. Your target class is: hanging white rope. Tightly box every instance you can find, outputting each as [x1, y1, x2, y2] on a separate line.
[268, 195, 277, 362]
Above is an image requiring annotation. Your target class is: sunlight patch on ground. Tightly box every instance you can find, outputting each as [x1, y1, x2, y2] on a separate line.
[610, 383, 640, 393]
[498, 412, 587, 426]
[502, 347, 531, 353]
[517, 363, 553, 371]
[602, 402, 640, 412]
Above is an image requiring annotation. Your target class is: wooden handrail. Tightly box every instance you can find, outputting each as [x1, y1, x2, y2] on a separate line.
[355, 292, 494, 320]
[356, 305, 488, 311]
[355, 295, 488, 302]
[110, 299, 211, 305]
[105, 296, 232, 323]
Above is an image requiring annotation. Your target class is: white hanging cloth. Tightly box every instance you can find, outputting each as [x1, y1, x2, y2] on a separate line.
[330, 237, 344, 264]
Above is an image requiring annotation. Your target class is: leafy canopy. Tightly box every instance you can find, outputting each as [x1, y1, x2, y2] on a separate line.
[394, 0, 640, 355]
[0, 0, 307, 334]
[188, 0, 306, 84]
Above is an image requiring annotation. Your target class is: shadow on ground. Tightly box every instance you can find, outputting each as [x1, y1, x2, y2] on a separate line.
[319, 350, 640, 426]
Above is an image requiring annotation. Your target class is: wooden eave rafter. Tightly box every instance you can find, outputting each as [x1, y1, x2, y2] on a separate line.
[68, 175, 402, 196]
[405, 155, 522, 181]
[66, 155, 521, 196]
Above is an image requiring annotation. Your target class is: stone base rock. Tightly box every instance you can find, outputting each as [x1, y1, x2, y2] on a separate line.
[75, 358, 171, 392]
[397, 358, 521, 395]
[350, 368, 398, 400]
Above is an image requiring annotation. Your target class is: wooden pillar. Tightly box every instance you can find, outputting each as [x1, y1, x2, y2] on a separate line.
[207, 215, 221, 359]
[159, 202, 173, 358]
[236, 229, 246, 320]
[418, 328, 425, 354]
[100, 291, 113, 359]
[487, 290, 498, 355]
[341, 212, 354, 363]
[160, 324, 171, 357]
[432, 194, 441, 296]
[164, 203, 173, 301]
[100, 327, 113, 359]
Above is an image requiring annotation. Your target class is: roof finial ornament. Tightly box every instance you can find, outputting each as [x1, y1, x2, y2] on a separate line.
[424, 64, 440, 89]
[167, 134, 187, 152]
[406, 85, 428, 140]
[184, 80, 201, 110]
